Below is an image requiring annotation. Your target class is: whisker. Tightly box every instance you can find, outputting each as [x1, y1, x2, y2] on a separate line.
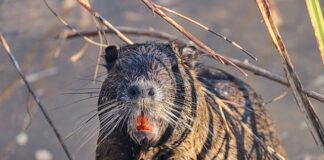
[61, 91, 100, 95]
[50, 95, 99, 110]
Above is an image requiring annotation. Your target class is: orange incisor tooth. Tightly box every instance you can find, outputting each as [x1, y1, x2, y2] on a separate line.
[136, 116, 151, 131]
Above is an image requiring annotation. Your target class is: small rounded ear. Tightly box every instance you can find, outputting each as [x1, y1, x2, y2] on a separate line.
[104, 45, 119, 70]
[105, 45, 119, 64]
[180, 45, 200, 69]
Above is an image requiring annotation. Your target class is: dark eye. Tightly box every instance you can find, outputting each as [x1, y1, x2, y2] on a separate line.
[105, 45, 118, 64]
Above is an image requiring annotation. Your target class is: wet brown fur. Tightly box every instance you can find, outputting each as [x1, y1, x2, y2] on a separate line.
[96, 42, 286, 160]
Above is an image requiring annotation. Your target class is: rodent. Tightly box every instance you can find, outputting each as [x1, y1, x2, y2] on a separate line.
[95, 42, 287, 160]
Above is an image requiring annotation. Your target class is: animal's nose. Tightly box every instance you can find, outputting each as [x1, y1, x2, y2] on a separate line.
[127, 85, 155, 99]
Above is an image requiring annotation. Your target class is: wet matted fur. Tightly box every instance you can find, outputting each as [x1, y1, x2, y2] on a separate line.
[96, 42, 286, 160]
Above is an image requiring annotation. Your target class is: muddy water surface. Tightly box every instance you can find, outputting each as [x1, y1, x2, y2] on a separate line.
[1, 0, 323, 159]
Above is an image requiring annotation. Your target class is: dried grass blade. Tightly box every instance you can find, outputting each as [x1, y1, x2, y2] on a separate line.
[255, 0, 324, 151]
[305, 0, 324, 63]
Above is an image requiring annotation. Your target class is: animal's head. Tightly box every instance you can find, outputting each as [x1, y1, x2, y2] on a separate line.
[98, 42, 200, 148]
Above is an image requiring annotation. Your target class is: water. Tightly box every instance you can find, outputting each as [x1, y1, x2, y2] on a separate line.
[0, 0, 323, 159]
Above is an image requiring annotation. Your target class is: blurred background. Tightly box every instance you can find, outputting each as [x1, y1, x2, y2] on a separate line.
[0, 0, 324, 159]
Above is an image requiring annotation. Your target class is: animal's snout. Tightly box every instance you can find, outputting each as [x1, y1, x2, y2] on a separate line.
[127, 84, 155, 100]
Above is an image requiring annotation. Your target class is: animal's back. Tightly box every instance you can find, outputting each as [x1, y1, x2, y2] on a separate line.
[196, 64, 286, 159]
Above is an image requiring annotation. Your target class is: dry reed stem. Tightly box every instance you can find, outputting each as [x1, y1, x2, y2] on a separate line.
[92, 14, 105, 83]
[255, 0, 324, 151]
[0, 33, 73, 160]
[76, 0, 133, 45]
[64, 27, 324, 103]
[142, 0, 248, 76]
[65, 27, 181, 41]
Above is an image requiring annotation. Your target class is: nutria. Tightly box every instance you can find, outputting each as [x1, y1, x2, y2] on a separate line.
[96, 42, 286, 160]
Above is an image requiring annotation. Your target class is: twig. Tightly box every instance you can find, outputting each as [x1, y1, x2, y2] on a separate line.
[65, 26, 181, 41]
[154, 3, 257, 61]
[42, 0, 106, 47]
[264, 90, 288, 105]
[225, 58, 324, 103]
[0, 33, 73, 160]
[64, 27, 324, 103]
[76, 0, 134, 45]
[255, 0, 324, 151]
[142, 0, 248, 76]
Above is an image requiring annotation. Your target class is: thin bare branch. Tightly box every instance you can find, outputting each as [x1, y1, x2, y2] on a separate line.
[142, 0, 248, 76]
[64, 27, 324, 103]
[42, 0, 106, 47]
[0, 33, 73, 160]
[65, 26, 180, 41]
[154, 3, 257, 61]
[76, 0, 134, 45]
